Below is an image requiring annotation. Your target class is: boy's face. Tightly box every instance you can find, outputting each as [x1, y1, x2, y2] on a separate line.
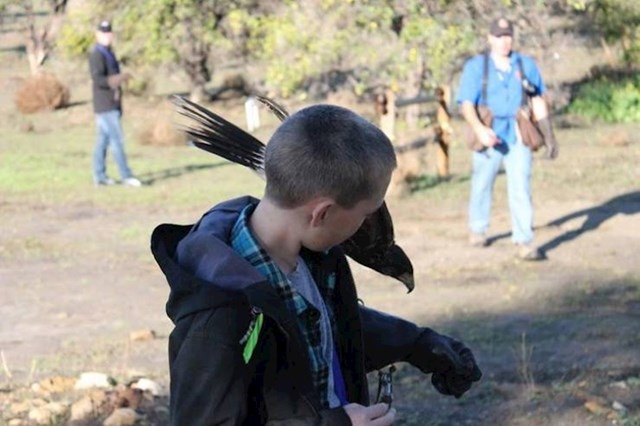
[303, 191, 387, 252]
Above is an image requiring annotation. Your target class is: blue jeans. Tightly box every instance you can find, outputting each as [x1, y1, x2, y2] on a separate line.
[469, 140, 533, 244]
[93, 110, 133, 182]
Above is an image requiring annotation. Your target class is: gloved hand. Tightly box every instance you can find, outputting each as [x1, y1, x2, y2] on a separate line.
[407, 329, 482, 398]
[537, 117, 559, 160]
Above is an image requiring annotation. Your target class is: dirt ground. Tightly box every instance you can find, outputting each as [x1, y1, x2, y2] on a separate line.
[1, 138, 639, 425]
[1, 33, 639, 426]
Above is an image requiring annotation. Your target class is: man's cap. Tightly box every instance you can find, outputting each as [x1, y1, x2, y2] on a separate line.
[97, 20, 112, 33]
[489, 17, 513, 37]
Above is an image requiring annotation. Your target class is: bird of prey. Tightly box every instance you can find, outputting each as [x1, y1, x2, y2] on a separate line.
[173, 96, 415, 293]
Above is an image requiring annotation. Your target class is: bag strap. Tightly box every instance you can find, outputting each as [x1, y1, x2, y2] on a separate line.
[480, 50, 489, 105]
[95, 44, 120, 74]
[516, 55, 530, 107]
[482, 52, 533, 107]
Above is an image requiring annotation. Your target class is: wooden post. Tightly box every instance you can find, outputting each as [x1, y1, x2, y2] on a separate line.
[376, 89, 396, 143]
[435, 85, 452, 178]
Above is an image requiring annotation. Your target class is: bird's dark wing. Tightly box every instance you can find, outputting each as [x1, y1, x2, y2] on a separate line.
[256, 95, 290, 121]
[172, 96, 266, 177]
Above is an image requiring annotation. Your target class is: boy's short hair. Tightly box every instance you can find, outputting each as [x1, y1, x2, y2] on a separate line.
[264, 104, 396, 209]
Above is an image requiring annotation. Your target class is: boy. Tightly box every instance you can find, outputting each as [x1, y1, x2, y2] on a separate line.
[151, 104, 481, 425]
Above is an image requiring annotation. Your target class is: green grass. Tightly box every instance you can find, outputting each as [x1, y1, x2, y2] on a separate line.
[2, 104, 639, 217]
[0, 111, 264, 210]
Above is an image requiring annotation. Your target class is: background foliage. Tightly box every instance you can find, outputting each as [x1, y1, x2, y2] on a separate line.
[2, 0, 639, 121]
[569, 74, 640, 122]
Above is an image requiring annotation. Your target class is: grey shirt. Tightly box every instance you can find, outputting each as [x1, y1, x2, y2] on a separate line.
[287, 257, 341, 408]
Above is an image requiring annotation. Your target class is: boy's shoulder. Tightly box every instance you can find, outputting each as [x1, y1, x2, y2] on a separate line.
[195, 195, 259, 232]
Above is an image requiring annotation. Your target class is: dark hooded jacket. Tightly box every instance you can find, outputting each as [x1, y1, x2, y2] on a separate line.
[151, 196, 430, 425]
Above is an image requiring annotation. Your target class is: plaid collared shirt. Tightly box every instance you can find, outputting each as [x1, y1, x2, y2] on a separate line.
[231, 204, 337, 407]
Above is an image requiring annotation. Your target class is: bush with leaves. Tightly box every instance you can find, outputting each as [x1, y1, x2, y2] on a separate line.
[568, 74, 640, 122]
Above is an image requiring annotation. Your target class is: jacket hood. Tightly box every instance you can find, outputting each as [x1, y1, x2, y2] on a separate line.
[151, 196, 266, 323]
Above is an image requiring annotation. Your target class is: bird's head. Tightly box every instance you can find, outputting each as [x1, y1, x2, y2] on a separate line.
[373, 244, 415, 293]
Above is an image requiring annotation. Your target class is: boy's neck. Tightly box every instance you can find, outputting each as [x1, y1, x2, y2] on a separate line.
[249, 200, 302, 274]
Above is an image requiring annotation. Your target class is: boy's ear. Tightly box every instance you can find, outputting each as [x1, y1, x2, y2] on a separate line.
[309, 199, 334, 227]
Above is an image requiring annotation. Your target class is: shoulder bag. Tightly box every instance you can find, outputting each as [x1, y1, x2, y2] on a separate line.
[464, 51, 493, 152]
[515, 57, 544, 151]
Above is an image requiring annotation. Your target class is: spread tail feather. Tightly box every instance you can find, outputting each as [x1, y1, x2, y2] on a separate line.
[256, 95, 290, 121]
[172, 96, 266, 176]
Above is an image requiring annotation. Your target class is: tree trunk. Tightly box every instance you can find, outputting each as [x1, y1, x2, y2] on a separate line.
[189, 83, 208, 104]
[179, 21, 211, 102]
[404, 52, 424, 133]
[377, 89, 396, 143]
[598, 36, 616, 67]
[435, 86, 452, 178]
[23, 0, 67, 75]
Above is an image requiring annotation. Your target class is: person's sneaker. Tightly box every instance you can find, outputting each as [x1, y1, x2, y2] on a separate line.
[122, 177, 142, 187]
[469, 232, 489, 247]
[95, 177, 116, 187]
[516, 242, 543, 261]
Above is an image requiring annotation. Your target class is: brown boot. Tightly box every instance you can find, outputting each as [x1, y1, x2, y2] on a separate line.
[516, 242, 543, 261]
[469, 233, 489, 247]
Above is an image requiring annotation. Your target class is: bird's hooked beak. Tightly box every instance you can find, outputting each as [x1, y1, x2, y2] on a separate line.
[397, 272, 415, 293]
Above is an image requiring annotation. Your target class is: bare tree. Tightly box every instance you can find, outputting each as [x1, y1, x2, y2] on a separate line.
[18, 0, 69, 74]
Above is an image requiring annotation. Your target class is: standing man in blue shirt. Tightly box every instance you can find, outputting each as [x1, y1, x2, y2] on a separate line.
[457, 17, 558, 260]
[89, 20, 142, 187]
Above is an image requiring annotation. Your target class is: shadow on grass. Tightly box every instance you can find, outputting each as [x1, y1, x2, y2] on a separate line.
[138, 162, 229, 185]
[486, 191, 640, 254]
[64, 100, 89, 109]
[409, 173, 470, 193]
[0, 44, 26, 53]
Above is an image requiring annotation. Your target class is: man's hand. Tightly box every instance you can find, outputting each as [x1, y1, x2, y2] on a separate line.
[408, 330, 482, 398]
[107, 73, 132, 89]
[461, 102, 498, 149]
[343, 403, 396, 426]
[475, 125, 499, 148]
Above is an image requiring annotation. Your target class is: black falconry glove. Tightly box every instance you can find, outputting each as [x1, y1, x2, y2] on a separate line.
[537, 117, 559, 160]
[407, 329, 482, 398]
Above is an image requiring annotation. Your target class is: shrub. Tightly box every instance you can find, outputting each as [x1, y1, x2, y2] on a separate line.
[137, 101, 186, 146]
[14, 73, 70, 114]
[568, 74, 640, 123]
[138, 120, 186, 146]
